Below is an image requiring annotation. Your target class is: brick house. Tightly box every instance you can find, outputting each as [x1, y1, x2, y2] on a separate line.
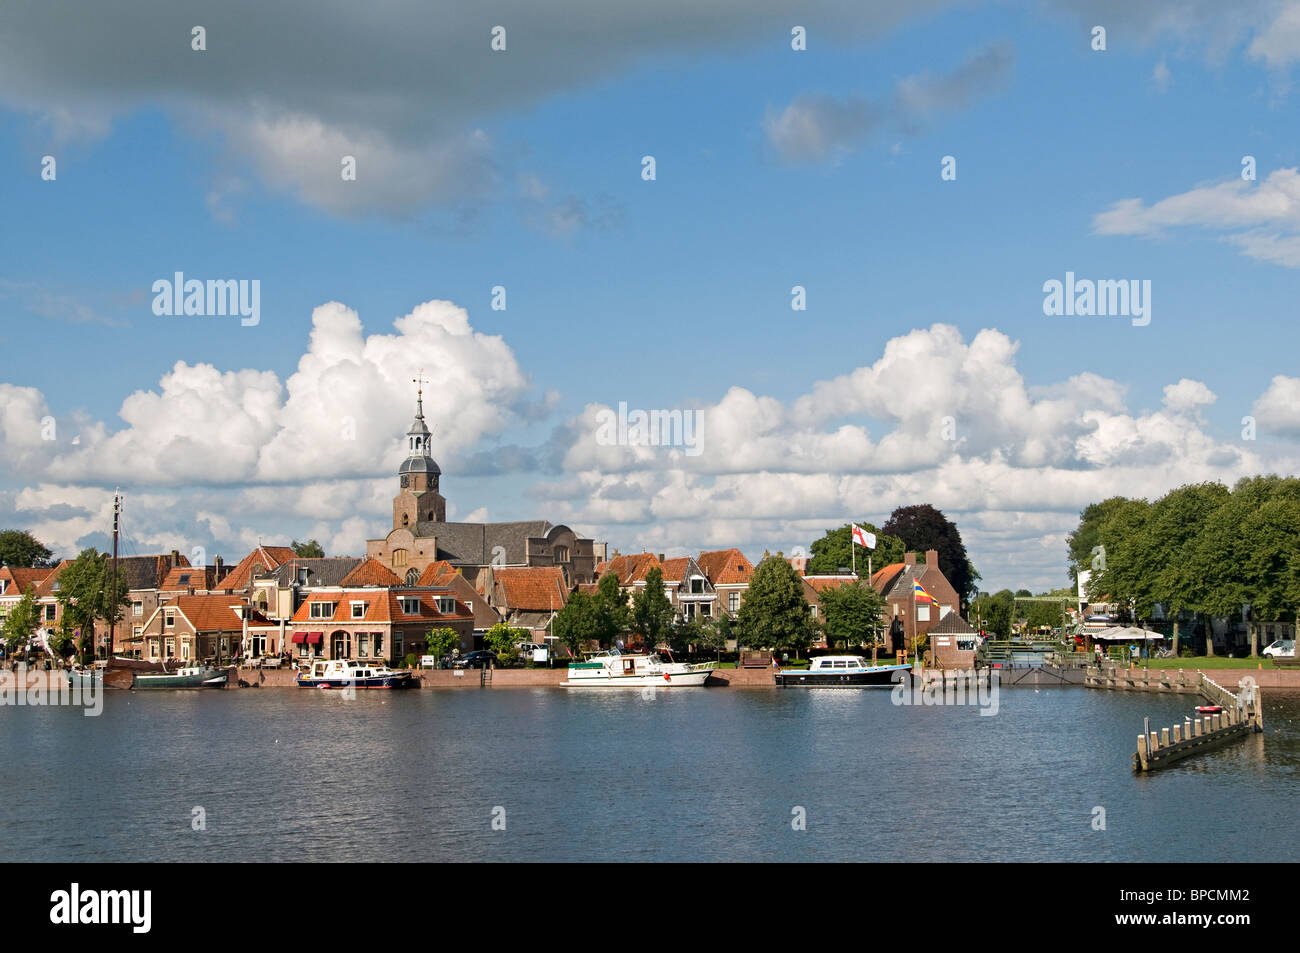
[659, 556, 718, 622]
[418, 561, 501, 640]
[870, 550, 961, 654]
[481, 565, 567, 644]
[289, 586, 474, 664]
[696, 549, 755, 619]
[927, 611, 979, 669]
[137, 594, 277, 664]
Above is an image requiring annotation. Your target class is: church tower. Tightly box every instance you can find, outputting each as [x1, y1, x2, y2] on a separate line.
[393, 377, 446, 529]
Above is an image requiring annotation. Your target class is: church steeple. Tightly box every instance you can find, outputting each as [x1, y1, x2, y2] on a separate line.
[397, 372, 442, 502]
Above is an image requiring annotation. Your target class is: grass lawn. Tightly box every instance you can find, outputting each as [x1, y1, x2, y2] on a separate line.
[1125, 656, 1280, 670]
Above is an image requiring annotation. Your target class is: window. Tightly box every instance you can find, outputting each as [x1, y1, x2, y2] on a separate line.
[44, 605, 56, 621]
[917, 604, 930, 622]
[351, 602, 366, 619]
[149, 641, 159, 660]
[691, 578, 704, 594]
[374, 633, 384, 657]
[297, 568, 309, 586]
[810, 605, 819, 618]
[310, 602, 335, 619]
[701, 603, 711, 617]
[406, 569, 419, 586]
[178, 574, 190, 586]
[554, 546, 569, 563]
[182, 642, 190, 661]
[393, 549, 408, 568]
[728, 592, 739, 613]
[358, 633, 369, 657]
[132, 601, 143, 616]
[165, 638, 175, 657]
[400, 597, 421, 615]
[133, 625, 143, 639]
[164, 610, 175, 628]
[438, 597, 456, 614]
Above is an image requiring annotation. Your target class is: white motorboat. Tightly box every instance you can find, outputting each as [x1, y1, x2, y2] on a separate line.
[561, 649, 716, 687]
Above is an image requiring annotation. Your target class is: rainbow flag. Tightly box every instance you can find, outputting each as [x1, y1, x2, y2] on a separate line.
[913, 580, 936, 604]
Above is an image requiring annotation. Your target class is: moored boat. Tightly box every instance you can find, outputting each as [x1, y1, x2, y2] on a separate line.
[561, 649, 716, 687]
[775, 655, 911, 688]
[296, 658, 414, 689]
[70, 661, 228, 690]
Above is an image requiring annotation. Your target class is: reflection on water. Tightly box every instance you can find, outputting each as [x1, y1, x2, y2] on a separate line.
[2, 687, 1297, 862]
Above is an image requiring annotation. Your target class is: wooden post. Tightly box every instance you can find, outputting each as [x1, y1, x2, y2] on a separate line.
[1173, 724, 1182, 743]
[1137, 734, 1149, 771]
[1194, 718, 1202, 737]
[1149, 731, 1159, 752]
[1161, 727, 1170, 747]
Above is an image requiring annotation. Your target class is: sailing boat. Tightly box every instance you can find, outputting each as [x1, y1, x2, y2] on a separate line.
[67, 493, 227, 691]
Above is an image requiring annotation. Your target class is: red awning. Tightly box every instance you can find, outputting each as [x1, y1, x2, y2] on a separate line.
[291, 632, 307, 644]
[305, 633, 323, 645]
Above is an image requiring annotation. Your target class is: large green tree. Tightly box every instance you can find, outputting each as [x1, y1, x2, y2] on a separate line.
[55, 548, 129, 661]
[806, 523, 905, 578]
[1066, 497, 1132, 584]
[737, 556, 814, 655]
[593, 571, 631, 645]
[631, 567, 675, 648]
[972, 590, 1015, 638]
[553, 590, 601, 657]
[881, 504, 979, 604]
[0, 530, 55, 568]
[818, 581, 887, 650]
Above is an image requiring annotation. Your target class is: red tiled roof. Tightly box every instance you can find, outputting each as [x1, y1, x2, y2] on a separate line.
[416, 560, 457, 586]
[159, 566, 220, 591]
[697, 549, 754, 585]
[33, 560, 74, 598]
[804, 575, 859, 593]
[870, 563, 906, 593]
[339, 557, 402, 588]
[493, 567, 568, 612]
[174, 595, 273, 633]
[659, 557, 691, 583]
[290, 589, 470, 625]
[214, 546, 298, 591]
[596, 553, 662, 586]
[0, 567, 55, 595]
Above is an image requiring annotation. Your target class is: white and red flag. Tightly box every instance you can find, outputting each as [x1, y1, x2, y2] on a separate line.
[851, 524, 876, 549]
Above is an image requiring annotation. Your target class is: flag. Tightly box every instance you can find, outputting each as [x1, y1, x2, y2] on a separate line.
[851, 524, 876, 549]
[913, 580, 936, 604]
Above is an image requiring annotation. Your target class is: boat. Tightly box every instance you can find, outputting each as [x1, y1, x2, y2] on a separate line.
[296, 658, 414, 689]
[561, 649, 717, 687]
[1195, 705, 1224, 714]
[775, 655, 912, 687]
[69, 661, 228, 690]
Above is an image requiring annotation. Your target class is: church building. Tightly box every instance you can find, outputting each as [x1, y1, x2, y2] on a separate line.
[366, 383, 601, 590]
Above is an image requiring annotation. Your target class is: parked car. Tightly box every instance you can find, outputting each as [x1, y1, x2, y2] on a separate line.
[1263, 639, 1295, 659]
[516, 642, 546, 654]
[452, 650, 498, 669]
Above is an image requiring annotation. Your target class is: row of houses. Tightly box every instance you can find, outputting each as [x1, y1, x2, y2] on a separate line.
[0, 539, 975, 666]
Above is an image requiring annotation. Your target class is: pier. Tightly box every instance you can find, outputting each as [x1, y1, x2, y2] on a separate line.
[1133, 673, 1264, 772]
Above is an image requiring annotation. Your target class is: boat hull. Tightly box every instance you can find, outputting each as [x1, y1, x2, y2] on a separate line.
[133, 668, 227, 689]
[775, 665, 911, 688]
[297, 674, 414, 689]
[561, 667, 715, 688]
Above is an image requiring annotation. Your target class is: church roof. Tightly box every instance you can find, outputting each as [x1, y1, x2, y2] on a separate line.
[399, 455, 440, 475]
[413, 520, 555, 566]
[339, 557, 403, 588]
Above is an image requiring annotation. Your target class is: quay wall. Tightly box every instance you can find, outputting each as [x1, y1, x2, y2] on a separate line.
[226, 665, 778, 688]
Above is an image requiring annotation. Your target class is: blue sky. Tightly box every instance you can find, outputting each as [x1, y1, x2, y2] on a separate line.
[2, 1, 1299, 592]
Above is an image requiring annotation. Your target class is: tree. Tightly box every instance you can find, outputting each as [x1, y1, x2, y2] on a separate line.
[631, 567, 675, 648]
[818, 582, 887, 651]
[806, 523, 905, 579]
[291, 539, 325, 558]
[737, 556, 814, 655]
[485, 622, 528, 667]
[56, 549, 129, 662]
[552, 590, 600, 658]
[1, 587, 39, 655]
[1088, 497, 1153, 619]
[881, 504, 979, 605]
[972, 590, 1015, 638]
[0, 530, 54, 568]
[593, 572, 631, 646]
[425, 626, 461, 665]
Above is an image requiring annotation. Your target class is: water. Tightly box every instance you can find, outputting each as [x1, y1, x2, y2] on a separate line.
[2, 686, 1297, 862]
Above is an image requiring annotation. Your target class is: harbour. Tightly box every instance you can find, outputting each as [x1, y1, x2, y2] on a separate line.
[3, 685, 1297, 863]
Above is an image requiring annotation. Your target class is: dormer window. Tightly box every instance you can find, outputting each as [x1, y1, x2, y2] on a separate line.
[400, 596, 421, 615]
[310, 602, 335, 619]
[297, 568, 308, 586]
[351, 601, 366, 619]
[437, 597, 456, 614]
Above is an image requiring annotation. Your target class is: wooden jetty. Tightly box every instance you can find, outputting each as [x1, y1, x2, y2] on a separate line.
[1133, 673, 1264, 772]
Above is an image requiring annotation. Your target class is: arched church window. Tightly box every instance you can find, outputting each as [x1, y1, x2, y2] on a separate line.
[406, 569, 420, 586]
[393, 549, 408, 568]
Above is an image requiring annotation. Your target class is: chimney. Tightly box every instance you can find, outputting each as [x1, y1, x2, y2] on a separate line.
[904, 552, 916, 566]
[213, 555, 224, 579]
[170, 549, 181, 568]
[658, 554, 665, 563]
[925, 549, 939, 569]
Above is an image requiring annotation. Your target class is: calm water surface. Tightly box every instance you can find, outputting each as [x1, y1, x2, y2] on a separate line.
[2, 686, 1297, 862]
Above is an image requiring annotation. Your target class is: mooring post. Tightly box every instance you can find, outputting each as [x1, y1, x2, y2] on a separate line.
[1137, 734, 1149, 771]
[1160, 727, 1170, 747]
[1173, 724, 1182, 743]
[1193, 717, 1202, 737]
[1149, 731, 1159, 752]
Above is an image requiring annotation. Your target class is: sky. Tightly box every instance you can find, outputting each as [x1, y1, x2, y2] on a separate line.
[2, 0, 1300, 593]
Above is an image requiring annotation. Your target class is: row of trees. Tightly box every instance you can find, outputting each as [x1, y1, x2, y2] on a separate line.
[1067, 476, 1300, 655]
[2, 546, 129, 661]
[970, 588, 1072, 639]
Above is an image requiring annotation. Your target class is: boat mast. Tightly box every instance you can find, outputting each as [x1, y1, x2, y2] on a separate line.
[108, 490, 120, 660]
